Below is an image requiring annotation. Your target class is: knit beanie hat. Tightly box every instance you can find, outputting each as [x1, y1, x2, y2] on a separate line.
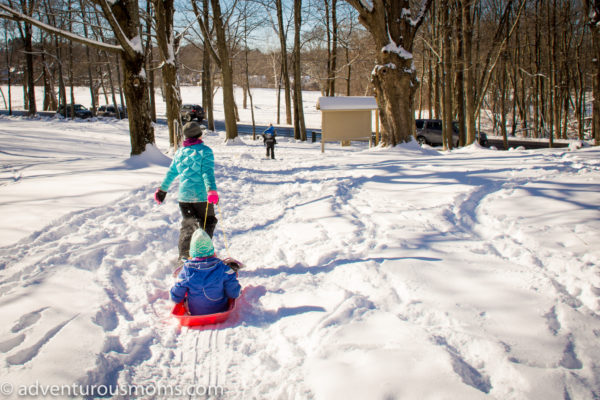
[183, 121, 204, 138]
[189, 229, 215, 258]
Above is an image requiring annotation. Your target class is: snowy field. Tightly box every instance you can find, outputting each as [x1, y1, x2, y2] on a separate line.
[0, 87, 599, 399]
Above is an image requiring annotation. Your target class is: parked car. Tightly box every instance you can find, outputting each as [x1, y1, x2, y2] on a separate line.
[180, 104, 205, 122]
[56, 104, 93, 119]
[415, 119, 458, 147]
[97, 104, 127, 119]
[415, 119, 488, 147]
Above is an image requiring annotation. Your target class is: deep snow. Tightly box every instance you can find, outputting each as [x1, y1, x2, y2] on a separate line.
[0, 86, 599, 399]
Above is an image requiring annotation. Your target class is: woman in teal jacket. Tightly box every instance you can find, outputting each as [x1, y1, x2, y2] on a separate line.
[154, 121, 220, 261]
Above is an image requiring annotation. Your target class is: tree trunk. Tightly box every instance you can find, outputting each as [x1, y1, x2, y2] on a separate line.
[330, 0, 338, 96]
[500, 56, 508, 149]
[345, 0, 432, 146]
[454, 1, 466, 147]
[547, 0, 556, 147]
[345, 46, 351, 96]
[462, 0, 476, 144]
[201, 0, 214, 131]
[4, 27, 13, 115]
[79, 0, 97, 114]
[153, 0, 182, 149]
[211, 0, 238, 140]
[325, 0, 338, 96]
[145, 1, 156, 122]
[103, 0, 155, 155]
[276, 0, 292, 124]
[292, 0, 306, 141]
[441, 0, 453, 150]
[39, 32, 57, 111]
[23, 17, 36, 114]
[587, 0, 600, 145]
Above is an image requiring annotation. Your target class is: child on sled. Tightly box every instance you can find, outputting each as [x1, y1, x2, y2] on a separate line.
[170, 229, 241, 315]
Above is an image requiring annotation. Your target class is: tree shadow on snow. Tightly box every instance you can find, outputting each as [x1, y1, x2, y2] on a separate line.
[242, 256, 442, 279]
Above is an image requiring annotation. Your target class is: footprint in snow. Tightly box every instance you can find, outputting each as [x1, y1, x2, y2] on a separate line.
[10, 307, 49, 333]
[0, 334, 25, 353]
[6, 315, 77, 366]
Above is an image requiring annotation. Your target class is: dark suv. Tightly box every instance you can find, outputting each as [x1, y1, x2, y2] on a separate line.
[415, 119, 459, 147]
[56, 104, 93, 119]
[180, 104, 205, 122]
[97, 104, 127, 119]
[415, 119, 488, 147]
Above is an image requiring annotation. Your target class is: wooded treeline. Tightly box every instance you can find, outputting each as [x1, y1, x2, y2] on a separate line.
[415, 0, 598, 149]
[0, 0, 598, 155]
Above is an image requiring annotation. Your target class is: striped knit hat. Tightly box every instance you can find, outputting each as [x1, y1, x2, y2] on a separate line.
[189, 229, 215, 258]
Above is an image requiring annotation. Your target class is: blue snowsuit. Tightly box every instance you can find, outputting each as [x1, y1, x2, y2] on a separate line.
[170, 257, 241, 315]
[262, 126, 277, 159]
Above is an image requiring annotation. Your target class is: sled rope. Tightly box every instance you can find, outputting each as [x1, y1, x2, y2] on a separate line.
[217, 203, 231, 257]
[203, 201, 209, 231]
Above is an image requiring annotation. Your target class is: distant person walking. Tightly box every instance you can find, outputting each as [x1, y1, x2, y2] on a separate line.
[153, 121, 220, 263]
[262, 124, 277, 159]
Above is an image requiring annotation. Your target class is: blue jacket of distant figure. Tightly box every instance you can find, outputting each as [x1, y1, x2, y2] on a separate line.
[160, 140, 217, 202]
[170, 257, 241, 315]
[263, 125, 275, 135]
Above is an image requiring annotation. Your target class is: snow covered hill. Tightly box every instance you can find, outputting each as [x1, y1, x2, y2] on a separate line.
[0, 88, 599, 399]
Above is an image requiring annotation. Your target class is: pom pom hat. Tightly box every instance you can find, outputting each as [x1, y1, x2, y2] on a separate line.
[189, 229, 215, 258]
[183, 121, 205, 138]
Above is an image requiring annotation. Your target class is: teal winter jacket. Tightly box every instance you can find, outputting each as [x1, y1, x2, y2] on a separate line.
[160, 140, 217, 202]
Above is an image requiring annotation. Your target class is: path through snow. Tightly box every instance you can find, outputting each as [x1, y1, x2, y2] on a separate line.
[1, 123, 599, 399]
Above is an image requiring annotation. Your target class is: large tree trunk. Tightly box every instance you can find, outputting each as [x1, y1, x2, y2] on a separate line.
[102, 0, 155, 155]
[120, 52, 154, 155]
[345, 0, 432, 146]
[153, 0, 182, 149]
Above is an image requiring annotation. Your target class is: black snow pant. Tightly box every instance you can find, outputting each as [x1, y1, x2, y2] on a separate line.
[178, 202, 218, 259]
[266, 144, 275, 159]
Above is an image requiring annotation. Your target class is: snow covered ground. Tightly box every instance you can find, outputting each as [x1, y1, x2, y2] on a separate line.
[0, 87, 599, 399]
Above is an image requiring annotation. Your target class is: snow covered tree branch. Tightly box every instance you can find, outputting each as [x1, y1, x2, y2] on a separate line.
[0, 2, 122, 53]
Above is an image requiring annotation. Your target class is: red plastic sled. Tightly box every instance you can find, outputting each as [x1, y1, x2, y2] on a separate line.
[172, 298, 236, 327]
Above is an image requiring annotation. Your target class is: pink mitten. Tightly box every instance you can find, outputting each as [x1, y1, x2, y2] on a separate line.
[207, 190, 219, 204]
